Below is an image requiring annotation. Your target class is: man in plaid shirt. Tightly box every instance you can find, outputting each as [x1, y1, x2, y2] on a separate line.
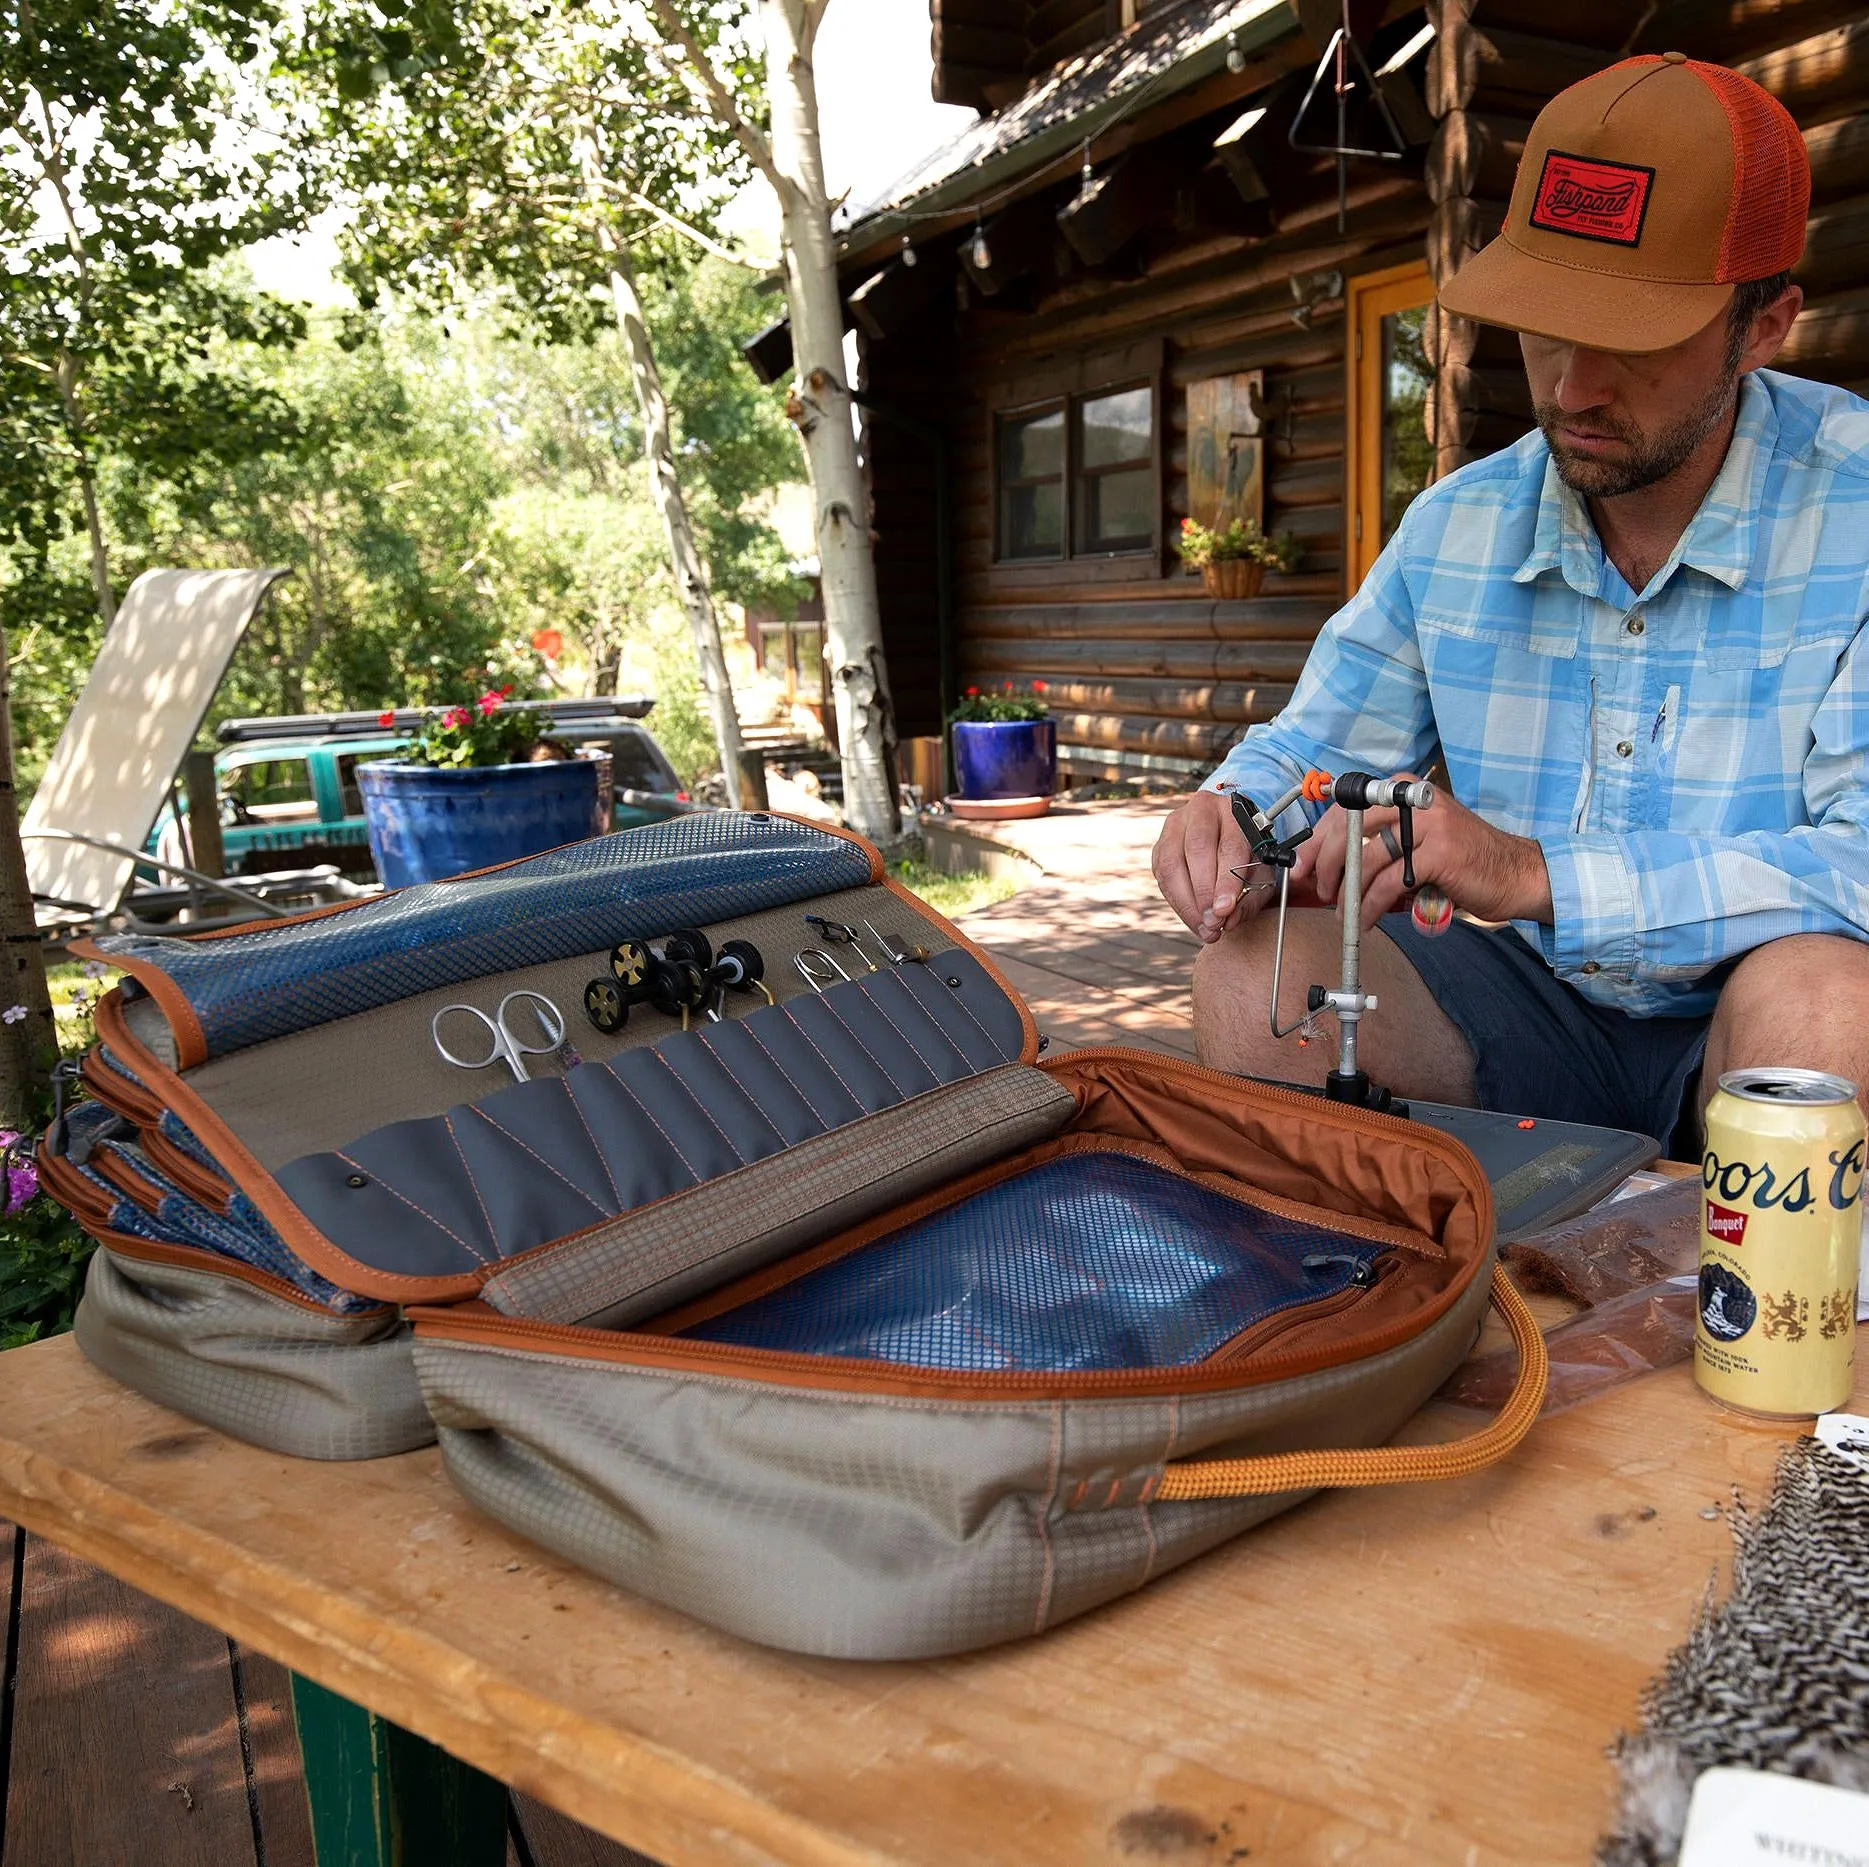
[1153, 55, 1869, 1148]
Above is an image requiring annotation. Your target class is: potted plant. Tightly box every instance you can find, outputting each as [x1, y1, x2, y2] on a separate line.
[1176, 516, 1302, 599]
[356, 685, 608, 886]
[947, 681, 1056, 815]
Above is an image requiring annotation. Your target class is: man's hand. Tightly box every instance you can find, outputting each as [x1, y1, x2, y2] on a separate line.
[1299, 780, 1554, 928]
[1152, 790, 1261, 941]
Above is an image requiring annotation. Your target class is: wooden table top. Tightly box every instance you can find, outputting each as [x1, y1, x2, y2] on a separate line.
[0, 1325, 1855, 1866]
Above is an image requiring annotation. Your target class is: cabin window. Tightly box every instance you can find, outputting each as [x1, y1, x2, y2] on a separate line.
[1347, 260, 1437, 589]
[994, 382, 1156, 563]
[1076, 385, 1154, 553]
[996, 403, 1066, 559]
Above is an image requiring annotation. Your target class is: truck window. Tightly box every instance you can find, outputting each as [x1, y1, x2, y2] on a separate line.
[229, 759, 317, 821]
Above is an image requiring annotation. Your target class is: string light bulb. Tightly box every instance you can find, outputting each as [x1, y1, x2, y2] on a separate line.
[900, 232, 917, 268]
[1080, 138, 1094, 198]
[969, 217, 991, 272]
[1225, 29, 1245, 73]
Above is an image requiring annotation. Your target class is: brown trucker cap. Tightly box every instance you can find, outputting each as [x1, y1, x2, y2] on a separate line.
[1438, 53, 1808, 353]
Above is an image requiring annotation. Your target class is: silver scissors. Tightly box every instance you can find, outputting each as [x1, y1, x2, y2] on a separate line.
[431, 990, 569, 1085]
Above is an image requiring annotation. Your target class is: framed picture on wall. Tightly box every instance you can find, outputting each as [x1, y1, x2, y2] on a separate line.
[1185, 370, 1265, 535]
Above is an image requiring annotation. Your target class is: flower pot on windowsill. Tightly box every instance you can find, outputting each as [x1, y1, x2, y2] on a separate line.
[357, 757, 605, 888]
[949, 718, 1057, 809]
[1202, 559, 1267, 600]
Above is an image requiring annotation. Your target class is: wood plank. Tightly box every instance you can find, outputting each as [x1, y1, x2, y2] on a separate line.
[235, 1643, 320, 1867]
[515, 1790, 663, 1867]
[1, 1519, 17, 1840]
[5, 1532, 259, 1866]
[3, 1293, 1847, 1865]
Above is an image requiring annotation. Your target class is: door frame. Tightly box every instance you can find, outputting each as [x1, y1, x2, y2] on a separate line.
[1346, 259, 1438, 591]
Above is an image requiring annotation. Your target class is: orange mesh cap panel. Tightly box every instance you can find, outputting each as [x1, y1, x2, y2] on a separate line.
[1693, 59, 1810, 280]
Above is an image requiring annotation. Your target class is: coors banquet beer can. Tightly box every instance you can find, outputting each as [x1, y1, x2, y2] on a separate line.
[1696, 1068, 1865, 1417]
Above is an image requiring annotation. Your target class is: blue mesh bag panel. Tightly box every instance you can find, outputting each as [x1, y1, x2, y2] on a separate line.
[98, 814, 872, 1059]
[685, 1152, 1391, 1372]
[56, 1106, 372, 1314]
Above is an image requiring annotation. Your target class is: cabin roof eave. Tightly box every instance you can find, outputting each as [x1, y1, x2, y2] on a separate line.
[835, 0, 1301, 275]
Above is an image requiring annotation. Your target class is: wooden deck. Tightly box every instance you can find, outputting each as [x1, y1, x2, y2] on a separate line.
[0, 799, 1195, 1865]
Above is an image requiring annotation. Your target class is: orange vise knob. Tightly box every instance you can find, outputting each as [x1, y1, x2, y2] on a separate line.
[1300, 769, 1335, 803]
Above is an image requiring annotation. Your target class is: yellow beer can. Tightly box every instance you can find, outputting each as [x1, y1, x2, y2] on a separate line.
[1696, 1068, 1864, 1418]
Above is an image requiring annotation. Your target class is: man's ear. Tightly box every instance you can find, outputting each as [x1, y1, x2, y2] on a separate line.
[1739, 284, 1804, 374]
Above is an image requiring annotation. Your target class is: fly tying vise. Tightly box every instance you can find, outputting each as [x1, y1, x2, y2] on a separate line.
[1222, 769, 1437, 1113]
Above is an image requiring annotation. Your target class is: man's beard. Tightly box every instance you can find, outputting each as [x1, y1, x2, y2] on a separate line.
[1535, 366, 1738, 498]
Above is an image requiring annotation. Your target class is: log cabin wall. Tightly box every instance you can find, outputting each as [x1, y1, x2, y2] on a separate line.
[868, 3, 1448, 783]
[865, 0, 1869, 787]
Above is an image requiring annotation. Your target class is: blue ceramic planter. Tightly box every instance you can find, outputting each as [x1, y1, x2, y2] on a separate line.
[950, 719, 1057, 801]
[357, 758, 604, 887]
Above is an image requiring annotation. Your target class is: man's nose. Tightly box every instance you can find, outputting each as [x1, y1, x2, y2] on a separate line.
[1550, 345, 1618, 411]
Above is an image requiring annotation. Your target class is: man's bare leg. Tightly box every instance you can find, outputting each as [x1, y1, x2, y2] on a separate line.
[1192, 908, 1481, 1106]
[1701, 934, 1869, 1133]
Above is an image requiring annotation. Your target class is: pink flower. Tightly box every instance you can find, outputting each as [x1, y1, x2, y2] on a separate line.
[476, 692, 501, 717]
[443, 706, 470, 729]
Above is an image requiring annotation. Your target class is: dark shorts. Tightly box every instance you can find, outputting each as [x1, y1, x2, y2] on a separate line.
[1378, 914, 1711, 1152]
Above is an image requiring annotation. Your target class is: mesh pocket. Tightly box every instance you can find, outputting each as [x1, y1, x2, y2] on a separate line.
[99, 814, 872, 1058]
[685, 1152, 1390, 1372]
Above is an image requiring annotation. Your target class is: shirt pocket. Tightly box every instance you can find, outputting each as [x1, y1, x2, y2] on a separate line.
[1414, 605, 1581, 661]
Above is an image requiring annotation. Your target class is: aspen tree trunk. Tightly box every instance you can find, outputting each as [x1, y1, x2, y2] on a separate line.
[579, 135, 746, 802]
[0, 624, 55, 1129]
[760, 0, 901, 843]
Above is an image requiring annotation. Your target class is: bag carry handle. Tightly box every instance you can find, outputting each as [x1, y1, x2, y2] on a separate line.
[1154, 1266, 1548, 1502]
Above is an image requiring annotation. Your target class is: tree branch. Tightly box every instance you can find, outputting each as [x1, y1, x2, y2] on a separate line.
[642, 0, 782, 194]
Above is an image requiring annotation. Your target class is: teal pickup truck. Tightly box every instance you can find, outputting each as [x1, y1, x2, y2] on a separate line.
[157, 701, 689, 880]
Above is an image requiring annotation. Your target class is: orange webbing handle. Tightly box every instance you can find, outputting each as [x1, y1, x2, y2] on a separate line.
[1153, 1266, 1548, 1501]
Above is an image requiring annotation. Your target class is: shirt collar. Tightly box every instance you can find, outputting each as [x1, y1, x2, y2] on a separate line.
[1511, 372, 1776, 597]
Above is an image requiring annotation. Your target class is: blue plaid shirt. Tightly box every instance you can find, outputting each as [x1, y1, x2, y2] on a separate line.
[1207, 369, 1869, 1017]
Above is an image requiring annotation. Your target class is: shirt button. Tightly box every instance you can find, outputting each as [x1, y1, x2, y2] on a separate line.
[1626, 615, 1645, 635]
[1581, 961, 1601, 975]
[1616, 740, 1634, 757]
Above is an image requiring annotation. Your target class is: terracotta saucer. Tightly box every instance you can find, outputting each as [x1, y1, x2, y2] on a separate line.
[943, 794, 1052, 821]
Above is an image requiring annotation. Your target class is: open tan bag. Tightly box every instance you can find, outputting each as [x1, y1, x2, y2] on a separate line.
[41, 812, 1543, 1657]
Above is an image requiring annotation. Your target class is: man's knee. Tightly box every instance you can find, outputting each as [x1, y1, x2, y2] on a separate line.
[1707, 934, 1869, 1091]
[1191, 909, 1333, 1072]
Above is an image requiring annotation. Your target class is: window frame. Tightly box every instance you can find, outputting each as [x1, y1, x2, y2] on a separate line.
[1346, 259, 1438, 590]
[988, 347, 1162, 573]
[1073, 379, 1157, 557]
[993, 396, 1069, 563]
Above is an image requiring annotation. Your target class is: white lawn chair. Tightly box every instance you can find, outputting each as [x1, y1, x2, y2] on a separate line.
[20, 568, 362, 936]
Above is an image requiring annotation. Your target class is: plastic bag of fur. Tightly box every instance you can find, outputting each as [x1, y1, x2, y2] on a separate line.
[1595, 1436, 1869, 1866]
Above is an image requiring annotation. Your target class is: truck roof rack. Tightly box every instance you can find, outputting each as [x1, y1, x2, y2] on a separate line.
[216, 696, 657, 745]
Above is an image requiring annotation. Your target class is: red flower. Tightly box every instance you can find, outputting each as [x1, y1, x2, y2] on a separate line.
[530, 630, 563, 660]
[1031, 680, 1048, 693]
[377, 709, 396, 727]
[477, 691, 501, 716]
[965, 686, 978, 697]
[499, 683, 514, 698]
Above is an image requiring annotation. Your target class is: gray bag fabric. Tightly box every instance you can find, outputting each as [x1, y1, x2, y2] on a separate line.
[75, 1246, 428, 1461]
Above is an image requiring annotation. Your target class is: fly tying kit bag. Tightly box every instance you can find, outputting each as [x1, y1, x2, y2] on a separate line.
[40, 810, 1545, 1658]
